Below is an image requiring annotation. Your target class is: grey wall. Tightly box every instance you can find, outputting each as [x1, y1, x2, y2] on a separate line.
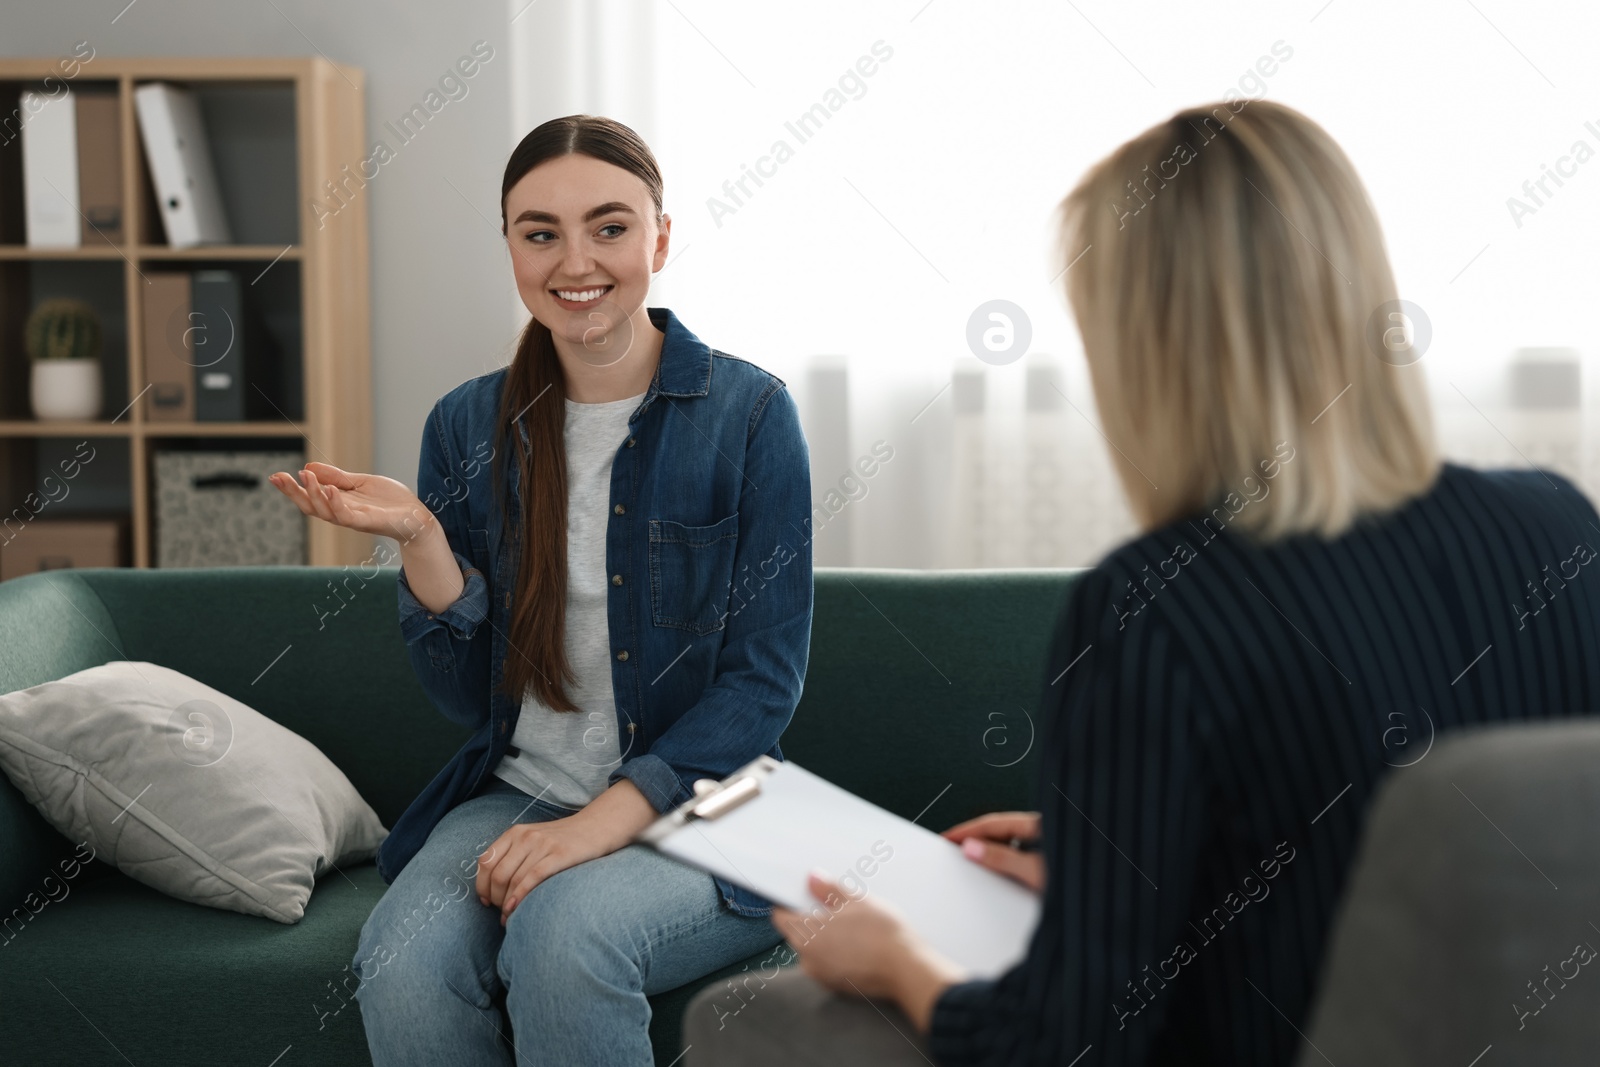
[1, 0, 526, 497]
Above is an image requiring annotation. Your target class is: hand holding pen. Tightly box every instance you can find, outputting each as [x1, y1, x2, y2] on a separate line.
[940, 811, 1046, 893]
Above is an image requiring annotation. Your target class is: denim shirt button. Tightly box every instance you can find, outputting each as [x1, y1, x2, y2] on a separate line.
[613, 503, 626, 515]
[626, 436, 636, 448]
[611, 574, 623, 586]
[499, 721, 507, 734]
[616, 649, 629, 662]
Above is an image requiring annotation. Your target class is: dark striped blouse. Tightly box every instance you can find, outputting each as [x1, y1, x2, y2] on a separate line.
[928, 461, 1600, 1065]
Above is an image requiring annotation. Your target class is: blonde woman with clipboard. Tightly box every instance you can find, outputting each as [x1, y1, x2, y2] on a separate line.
[684, 99, 1600, 1066]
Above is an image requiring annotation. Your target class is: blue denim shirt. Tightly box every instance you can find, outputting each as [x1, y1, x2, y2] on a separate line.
[375, 307, 814, 917]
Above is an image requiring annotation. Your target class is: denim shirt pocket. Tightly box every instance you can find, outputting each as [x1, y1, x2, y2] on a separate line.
[648, 513, 739, 635]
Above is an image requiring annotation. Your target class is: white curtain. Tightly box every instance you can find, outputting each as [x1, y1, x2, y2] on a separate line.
[793, 355, 1138, 568]
[512, 0, 1600, 568]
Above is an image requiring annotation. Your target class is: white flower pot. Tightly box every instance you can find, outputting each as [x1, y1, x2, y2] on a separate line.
[31, 359, 102, 421]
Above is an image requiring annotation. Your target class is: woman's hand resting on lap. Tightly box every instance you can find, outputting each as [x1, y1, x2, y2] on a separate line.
[941, 811, 1046, 893]
[268, 461, 436, 543]
[473, 817, 615, 926]
[474, 779, 658, 926]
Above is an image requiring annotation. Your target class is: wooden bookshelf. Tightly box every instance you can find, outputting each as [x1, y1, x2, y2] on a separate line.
[0, 56, 371, 568]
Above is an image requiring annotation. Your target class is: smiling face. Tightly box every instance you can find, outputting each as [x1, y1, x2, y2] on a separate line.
[501, 153, 670, 355]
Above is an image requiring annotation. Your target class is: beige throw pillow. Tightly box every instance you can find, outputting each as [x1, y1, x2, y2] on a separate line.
[0, 660, 387, 923]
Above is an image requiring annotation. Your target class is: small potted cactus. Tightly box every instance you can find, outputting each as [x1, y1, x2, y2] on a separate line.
[26, 297, 103, 421]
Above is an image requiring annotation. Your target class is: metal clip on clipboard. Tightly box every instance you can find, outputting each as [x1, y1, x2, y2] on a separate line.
[636, 755, 779, 846]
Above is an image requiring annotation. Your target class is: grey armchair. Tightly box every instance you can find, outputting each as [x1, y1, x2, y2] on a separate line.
[1300, 720, 1600, 1065]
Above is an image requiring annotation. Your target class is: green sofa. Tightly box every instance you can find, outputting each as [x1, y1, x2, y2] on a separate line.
[0, 564, 1077, 1065]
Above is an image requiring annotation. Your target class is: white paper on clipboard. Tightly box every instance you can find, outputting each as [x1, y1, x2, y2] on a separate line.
[635, 756, 1041, 978]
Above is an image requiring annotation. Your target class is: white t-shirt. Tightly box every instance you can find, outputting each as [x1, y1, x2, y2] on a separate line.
[491, 389, 644, 808]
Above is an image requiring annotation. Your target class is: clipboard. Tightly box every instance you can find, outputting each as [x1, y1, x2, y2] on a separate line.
[636, 756, 1041, 977]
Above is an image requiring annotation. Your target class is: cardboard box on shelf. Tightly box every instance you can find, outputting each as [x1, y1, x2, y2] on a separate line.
[0, 518, 122, 580]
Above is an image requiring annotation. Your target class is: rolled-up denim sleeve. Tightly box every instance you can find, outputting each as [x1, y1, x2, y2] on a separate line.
[608, 382, 814, 813]
[397, 550, 488, 644]
[396, 398, 495, 730]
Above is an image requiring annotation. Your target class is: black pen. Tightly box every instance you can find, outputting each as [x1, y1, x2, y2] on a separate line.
[1006, 836, 1043, 852]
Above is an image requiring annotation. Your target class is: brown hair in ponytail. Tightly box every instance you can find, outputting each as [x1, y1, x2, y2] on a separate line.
[492, 115, 664, 712]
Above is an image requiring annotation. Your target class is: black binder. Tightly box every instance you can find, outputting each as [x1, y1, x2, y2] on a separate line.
[191, 269, 294, 421]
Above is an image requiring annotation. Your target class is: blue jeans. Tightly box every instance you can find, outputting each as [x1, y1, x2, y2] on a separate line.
[351, 775, 782, 1066]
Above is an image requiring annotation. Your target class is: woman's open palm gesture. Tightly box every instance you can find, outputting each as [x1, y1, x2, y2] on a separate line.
[269, 461, 435, 544]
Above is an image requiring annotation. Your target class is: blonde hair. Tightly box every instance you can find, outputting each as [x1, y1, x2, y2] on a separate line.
[1057, 99, 1439, 541]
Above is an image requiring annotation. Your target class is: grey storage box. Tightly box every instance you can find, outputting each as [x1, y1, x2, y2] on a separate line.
[154, 450, 306, 567]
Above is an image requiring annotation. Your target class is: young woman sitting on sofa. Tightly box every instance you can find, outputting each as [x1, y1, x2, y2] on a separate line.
[269, 114, 814, 1067]
[682, 99, 1600, 1066]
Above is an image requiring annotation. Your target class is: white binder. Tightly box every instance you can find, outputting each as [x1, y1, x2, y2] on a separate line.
[637, 756, 1041, 977]
[21, 88, 81, 248]
[134, 82, 232, 248]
